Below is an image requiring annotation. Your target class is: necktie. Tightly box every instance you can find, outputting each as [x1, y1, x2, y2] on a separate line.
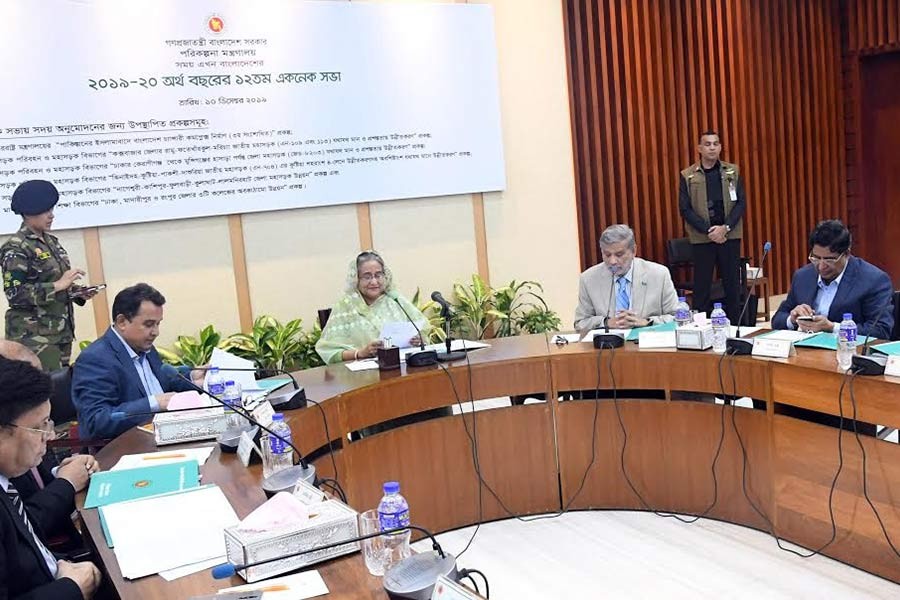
[616, 276, 630, 312]
[6, 482, 57, 576]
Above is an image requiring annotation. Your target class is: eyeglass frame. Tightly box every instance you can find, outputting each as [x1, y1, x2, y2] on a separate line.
[808, 251, 846, 266]
[358, 271, 386, 282]
[3, 418, 56, 441]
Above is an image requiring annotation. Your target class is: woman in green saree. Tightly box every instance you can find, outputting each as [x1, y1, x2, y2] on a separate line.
[316, 251, 428, 364]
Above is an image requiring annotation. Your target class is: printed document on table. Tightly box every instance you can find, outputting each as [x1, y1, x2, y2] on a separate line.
[758, 330, 816, 342]
[100, 485, 239, 579]
[580, 328, 630, 343]
[218, 571, 330, 599]
[110, 446, 216, 472]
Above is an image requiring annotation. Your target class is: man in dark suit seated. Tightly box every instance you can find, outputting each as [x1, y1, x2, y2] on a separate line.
[772, 220, 894, 340]
[0, 358, 101, 599]
[71, 283, 205, 440]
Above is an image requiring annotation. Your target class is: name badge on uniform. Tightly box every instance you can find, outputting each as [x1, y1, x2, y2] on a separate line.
[729, 182, 738, 202]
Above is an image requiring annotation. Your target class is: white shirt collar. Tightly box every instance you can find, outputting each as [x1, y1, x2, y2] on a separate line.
[817, 266, 846, 289]
[111, 327, 143, 361]
[0, 473, 9, 492]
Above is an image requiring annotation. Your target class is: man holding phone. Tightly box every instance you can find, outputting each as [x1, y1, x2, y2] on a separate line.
[772, 220, 894, 339]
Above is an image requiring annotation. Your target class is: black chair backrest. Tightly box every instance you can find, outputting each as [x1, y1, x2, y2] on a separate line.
[317, 308, 332, 329]
[49, 367, 76, 424]
[666, 237, 693, 266]
[892, 290, 900, 341]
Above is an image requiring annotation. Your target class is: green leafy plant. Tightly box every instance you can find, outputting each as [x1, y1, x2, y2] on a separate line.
[295, 323, 325, 370]
[222, 315, 308, 372]
[450, 276, 561, 339]
[451, 274, 503, 339]
[158, 324, 223, 367]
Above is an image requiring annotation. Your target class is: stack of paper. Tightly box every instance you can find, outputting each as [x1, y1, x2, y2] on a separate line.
[100, 485, 239, 579]
[109, 447, 216, 472]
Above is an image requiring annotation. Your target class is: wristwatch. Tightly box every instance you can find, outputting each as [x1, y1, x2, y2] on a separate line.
[724, 225, 732, 233]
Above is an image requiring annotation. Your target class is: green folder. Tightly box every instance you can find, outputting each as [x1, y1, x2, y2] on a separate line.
[250, 377, 292, 391]
[628, 320, 677, 342]
[871, 341, 900, 356]
[83, 460, 200, 509]
[793, 332, 874, 351]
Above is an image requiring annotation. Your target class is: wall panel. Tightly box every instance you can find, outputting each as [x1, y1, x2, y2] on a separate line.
[564, 0, 846, 295]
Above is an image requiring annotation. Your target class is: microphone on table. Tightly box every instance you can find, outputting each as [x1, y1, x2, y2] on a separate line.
[386, 290, 438, 367]
[594, 265, 625, 349]
[430, 291, 466, 362]
[726, 240, 772, 356]
[211, 524, 460, 600]
[180, 365, 307, 410]
[851, 296, 895, 376]
[174, 372, 317, 493]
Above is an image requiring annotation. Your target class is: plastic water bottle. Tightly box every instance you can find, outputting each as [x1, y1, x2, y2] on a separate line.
[675, 296, 692, 327]
[837, 313, 858, 370]
[222, 380, 243, 429]
[263, 413, 294, 478]
[377, 481, 411, 571]
[206, 367, 226, 399]
[711, 303, 729, 353]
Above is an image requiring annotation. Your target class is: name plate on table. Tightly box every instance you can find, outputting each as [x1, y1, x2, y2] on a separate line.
[293, 478, 327, 505]
[237, 429, 261, 467]
[885, 356, 900, 378]
[250, 400, 275, 427]
[752, 338, 796, 358]
[638, 330, 677, 349]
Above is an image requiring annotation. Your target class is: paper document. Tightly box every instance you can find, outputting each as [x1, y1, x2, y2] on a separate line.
[345, 359, 379, 372]
[398, 339, 490, 361]
[758, 330, 816, 342]
[218, 571, 329, 599]
[100, 485, 239, 579]
[159, 556, 224, 581]
[379, 321, 420, 348]
[728, 326, 762, 338]
[110, 446, 216, 472]
[168, 391, 209, 411]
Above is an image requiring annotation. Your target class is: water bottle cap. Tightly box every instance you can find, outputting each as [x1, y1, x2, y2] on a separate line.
[713, 303, 722, 309]
[383, 481, 400, 494]
[272, 413, 284, 421]
[678, 297, 686, 302]
[209, 366, 219, 373]
[843, 313, 852, 320]
[225, 380, 235, 386]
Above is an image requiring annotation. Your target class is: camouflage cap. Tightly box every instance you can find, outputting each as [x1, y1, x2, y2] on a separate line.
[11, 180, 59, 216]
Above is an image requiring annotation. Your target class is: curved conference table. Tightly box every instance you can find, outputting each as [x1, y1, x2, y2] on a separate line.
[80, 334, 900, 598]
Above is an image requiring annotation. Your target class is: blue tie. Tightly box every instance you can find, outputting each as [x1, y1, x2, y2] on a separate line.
[616, 276, 630, 312]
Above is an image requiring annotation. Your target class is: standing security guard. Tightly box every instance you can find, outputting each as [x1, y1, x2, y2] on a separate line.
[1, 180, 97, 370]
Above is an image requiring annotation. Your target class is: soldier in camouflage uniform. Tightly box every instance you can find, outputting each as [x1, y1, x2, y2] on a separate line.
[1, 180, 97, 370]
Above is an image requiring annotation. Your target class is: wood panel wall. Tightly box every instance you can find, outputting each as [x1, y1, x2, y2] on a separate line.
[563, 0, 846, 295]
[841, 0, 900, 269]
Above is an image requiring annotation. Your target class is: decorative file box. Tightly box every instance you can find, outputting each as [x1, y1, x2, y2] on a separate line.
[152, 407, 228, 446]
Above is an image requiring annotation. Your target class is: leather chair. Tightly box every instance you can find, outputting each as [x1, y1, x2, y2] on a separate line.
[892, 290, 900, 341]
[47, 366, 109, 455]
[665, 237, 725, 307]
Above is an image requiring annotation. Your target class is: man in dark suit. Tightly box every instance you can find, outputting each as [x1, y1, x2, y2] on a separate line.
[71, 283, 205, 440]
[772, 220, 894, 339]
[0, 358, 101, 599]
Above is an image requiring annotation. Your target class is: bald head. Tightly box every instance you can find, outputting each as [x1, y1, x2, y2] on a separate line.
[0, 341, 42, 369]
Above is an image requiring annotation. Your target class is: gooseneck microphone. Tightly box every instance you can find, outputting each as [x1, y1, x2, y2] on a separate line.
[386, 290, 438, 367]
[851, 296, 895, 376]
[430, 291, 466, 362]
[594, 266, 625, 349]
[726, 241, 772, 356]
[174, 373, 316, 489]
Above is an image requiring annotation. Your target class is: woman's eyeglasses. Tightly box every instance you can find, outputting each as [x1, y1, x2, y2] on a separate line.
[359, 272, 385, 282]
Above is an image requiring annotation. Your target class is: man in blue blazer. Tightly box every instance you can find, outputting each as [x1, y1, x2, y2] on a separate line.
[772, 220, 894, 339]
[72, 283, 204, 440]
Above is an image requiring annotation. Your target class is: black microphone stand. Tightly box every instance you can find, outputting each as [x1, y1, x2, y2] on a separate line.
[436, 305, 465, 362]
[175, 373, 317, 491]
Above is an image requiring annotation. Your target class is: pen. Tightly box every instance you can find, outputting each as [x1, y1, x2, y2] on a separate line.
[143, 453, 187, 460]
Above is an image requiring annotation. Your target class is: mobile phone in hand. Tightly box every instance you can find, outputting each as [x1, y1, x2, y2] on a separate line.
[69, 283, 107, 299]
[796, 315, 816, 322]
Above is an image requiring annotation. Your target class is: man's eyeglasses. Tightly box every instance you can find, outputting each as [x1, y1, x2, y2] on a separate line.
[808, 253, 845, 266]
[5, 418, 56, 441]
[359, 272, 385, 282]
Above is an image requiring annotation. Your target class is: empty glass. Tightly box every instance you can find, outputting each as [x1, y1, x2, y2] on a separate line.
[358, 509, 389, 576]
